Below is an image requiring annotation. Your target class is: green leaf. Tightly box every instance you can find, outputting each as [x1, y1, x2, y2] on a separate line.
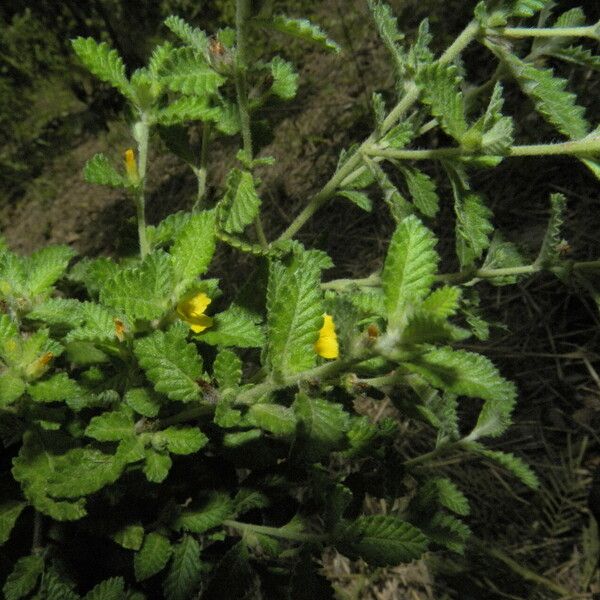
[26, 298, 84, 328]
[401, 167, 439, 217]
[84, 154, 124, 188]
[124, 387, 161, 417]
[3, 554, 44, 600]
[160, 47, 224, 95]
[232, 489, 270, 516]
[176, 492, 233, 533]
[143, 449, 172, 483]
[449, 172, 494, 268]
[156, 97, 220, 126]
[380, 121, 414, 149]
[134, 325, 203, 402]
[349, 289, 386, 317]
[147, 212, 191, 248]
[148, 42, 175, 77]
[498, 48, 588, 139]
[38, 570, 80, 600]
[163, 535, 202, 600]
[367, 0, 405, 75]
[164, 16, 209, 52]
[69, 257, 119, 296]
[382, 215, 439, 328]
[551, 45, 600, 71]
[220, 170, 262, 234]
[82, 577, 124, 600]
[469, 444, 539, 488]
[213, 349, 242, 389]
[0, 372, 26, 407]
[197, 303, 265, 347]
[248, 403, 297, 436]
[134, 532, 173, 581]
[154, 426, 208, 455]
[71, 37, 131, 98]
[293, 393, 349, 460]
[64, 302, 116, 344]
[509, 0, 550, 17]
[85, 409, 135, 442]
[264, 255, 324, 375]
[425, 512, 470, 554]
[336, 190, 373, 212]
[270, 56, 298, 99]
[0, 501, 26, 546]
[417, 63, 467, 142]
[256, 16, 340, 53]
[481, 232, 527, 285]
[0, 314, 18, 347]
[407, 347, 516, 439]
[112, 524, 144, 550]
[367, 160, 413, 222]
[421, 286, 461, 318]
[170, 210, 216, 286]
[26, 246, 76, 298]
[100, 252, 174, 321]
[481, 116, 514, 155]
[337, 515, 428, 566]
[28, 373, 86, 405]
[401, 312, 462, 346]
[432, 478, 470, 516]
[535, 193, 566, 268]
[213, 101, 241, 135]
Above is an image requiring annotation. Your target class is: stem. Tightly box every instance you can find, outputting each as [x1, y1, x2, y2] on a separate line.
[439, 264, 537, 284]
[404, 441, 463, 467]
[134, 115, 150, 258]
[321, 273, 381, 291]
[275, 20, 481, 243]
[497, 25, 597, 39]
[235, 0, 268, 248]
[31, 511, 43, 555]
[223, 520, 327, 544]
[236, 350, 374, 405]
[155, 402, 214, 429]
[322, 257, 600, 291]
[367, 136, 600, 161]
[193, 123, 211, 212]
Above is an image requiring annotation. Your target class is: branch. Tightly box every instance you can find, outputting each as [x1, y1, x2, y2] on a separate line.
[275, 20, 482, 243]
[366, 136, 600, 161]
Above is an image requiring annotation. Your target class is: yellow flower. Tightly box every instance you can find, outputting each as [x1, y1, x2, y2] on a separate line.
[177, 292, 213, 333]
[314, 313, 339, 359]
[124, 148, 139, 183]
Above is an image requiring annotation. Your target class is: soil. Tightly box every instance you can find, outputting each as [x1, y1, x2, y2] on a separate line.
[1, 0, 599, 598]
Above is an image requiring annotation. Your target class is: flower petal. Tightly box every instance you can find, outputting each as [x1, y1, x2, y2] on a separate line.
[314, 314, 339, 359]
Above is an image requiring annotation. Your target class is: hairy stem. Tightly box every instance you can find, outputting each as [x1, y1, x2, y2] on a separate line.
[322, 257, 600, 290]
[31, 511, 43, 554]
[404, 441, 464, 467]
[367, 136, 600, 161]
[235, 0, 268, 248]
[275, 20, 481, 243]
[236, 350, 375, 405]
[193, 123, 211, 212]
[134, 115, 150, 258]
[497, 25, 598, 39]
[223, 520, 327, 543]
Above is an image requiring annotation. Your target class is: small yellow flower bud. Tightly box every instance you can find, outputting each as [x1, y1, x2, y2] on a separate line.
[124, 148, 139, 183]
[314, 314, 339, 359]
[177, 292, 213, 333]
[114, 318, 126, 342]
